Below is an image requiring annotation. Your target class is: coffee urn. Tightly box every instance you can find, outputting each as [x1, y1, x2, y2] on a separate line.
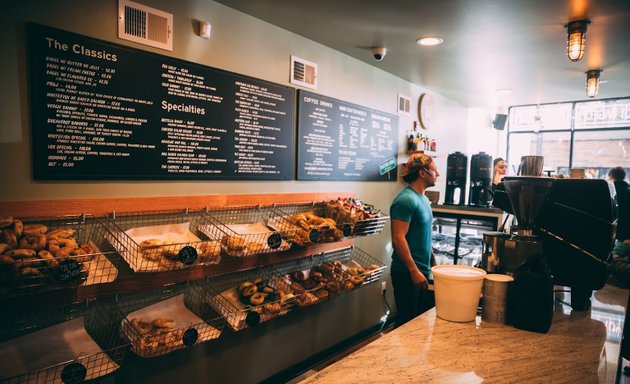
[468, 152, 493, 206]
[444, 152, 467, 205]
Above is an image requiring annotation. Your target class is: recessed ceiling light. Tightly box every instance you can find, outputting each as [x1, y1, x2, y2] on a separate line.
[416, 37, 444, 46]
[496, 89, 513, 94]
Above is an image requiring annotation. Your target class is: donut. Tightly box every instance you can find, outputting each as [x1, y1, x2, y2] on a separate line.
[0, 243, 9, 254]
[131, 318, 153, 335]
[19, 234, 47, 251]
[152, 318, 175, 329]
[0, 216, 13, 229]
[12, 220, 23, 237]
[22, 224, 48, 236]
[249, 292, 266, 306]
[47, 228, 75, 240]
[38, 250, 59, 268]
[1, 230, 17, 249]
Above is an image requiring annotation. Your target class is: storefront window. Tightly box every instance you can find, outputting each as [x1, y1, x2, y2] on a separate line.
[507, 97, 630, 180]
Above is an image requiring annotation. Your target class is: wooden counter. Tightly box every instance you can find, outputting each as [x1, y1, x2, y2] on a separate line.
[300, 284, 628, 383]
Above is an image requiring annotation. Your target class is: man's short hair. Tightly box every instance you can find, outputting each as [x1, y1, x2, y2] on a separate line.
[609, 166, 626, 181]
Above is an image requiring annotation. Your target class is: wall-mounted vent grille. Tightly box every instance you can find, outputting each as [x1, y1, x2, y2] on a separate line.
[398, 94, 411, 114]
[290, 56, 318, 89]
[118, 0, 173, 51]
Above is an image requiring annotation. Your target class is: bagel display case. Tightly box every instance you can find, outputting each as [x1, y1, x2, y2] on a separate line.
[199, 205, 296, 258]
[115, 282, 224, 358]
[204, 265, 296, 331]
[0, 214, 120, 297]
[0, 297, 128, 384]
[273, 246, 387, 308]
[271, 198, 389, 247]
[101, 210, 222, 273]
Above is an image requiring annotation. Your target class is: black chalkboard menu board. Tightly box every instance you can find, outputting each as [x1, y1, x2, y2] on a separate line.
[296, 90, 398, 181]
[28, 23, 295, 180]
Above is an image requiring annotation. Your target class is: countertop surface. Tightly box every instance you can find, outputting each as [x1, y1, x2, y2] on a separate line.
[300, 284, 628, 384]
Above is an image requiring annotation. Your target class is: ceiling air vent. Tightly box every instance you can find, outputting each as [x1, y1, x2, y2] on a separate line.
[290, 55, 318, 89]
[118, 0, 173, 51]
[398, 94, 411, 115]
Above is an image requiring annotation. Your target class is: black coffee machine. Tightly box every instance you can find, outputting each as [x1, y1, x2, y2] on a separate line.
[444, 152, 467, 205]
[489, 175, 617, 310]
[468, 152, 492, 206]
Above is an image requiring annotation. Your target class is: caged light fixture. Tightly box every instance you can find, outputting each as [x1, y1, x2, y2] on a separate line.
[565, 19, 590, 62]
[585, 69, 602, 98]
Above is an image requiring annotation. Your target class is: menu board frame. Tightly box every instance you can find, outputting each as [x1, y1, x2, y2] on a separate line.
[27, 23, 296, 181]
[296, 90, 398, 181]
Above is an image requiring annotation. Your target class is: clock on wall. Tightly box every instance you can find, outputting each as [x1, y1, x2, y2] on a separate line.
[418, 93, 435, 129]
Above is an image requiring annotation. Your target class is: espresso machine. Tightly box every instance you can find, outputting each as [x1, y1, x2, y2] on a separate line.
[444, 152, 467, 205]
[488, 173, 617, 310]
[468, 152, 493, 207]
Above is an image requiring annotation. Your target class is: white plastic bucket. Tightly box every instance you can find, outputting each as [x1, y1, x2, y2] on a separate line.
[431, 265, 486, 322]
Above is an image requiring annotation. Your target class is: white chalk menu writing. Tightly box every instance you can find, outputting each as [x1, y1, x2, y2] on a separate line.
[28, 23, 295, 180]
[296, 90, 398, 181]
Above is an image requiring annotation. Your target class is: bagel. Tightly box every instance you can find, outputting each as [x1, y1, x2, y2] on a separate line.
[20, 267, 43, 277]
[19, 234, 47, 251]
[38, 250, 58, 268]
[6, 248, 36, 259]
[131, 318, 153, 335]
[152, 318, 175, 329]
[1, 230, 17, 249]
[13, 220, 23, 237]
[22, 224, 47, 236]
[0, 255, 15, 268]
[47, 228, 75, 240]
[54, 246, 86, 260]
[0, 216, 13, 229]
[350, 275, 364, 286]
[139, 239, 163, 250]
[249, 292, 266, 306]
[0, 243, 9, 254]
[263, 302, 282, 314]
[240, 284, 257, 298]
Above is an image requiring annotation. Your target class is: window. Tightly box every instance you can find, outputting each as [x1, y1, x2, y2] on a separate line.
[507, 97, 630, 180]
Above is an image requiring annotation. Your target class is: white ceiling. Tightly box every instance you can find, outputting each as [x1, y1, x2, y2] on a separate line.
[216, 0, 630, 108]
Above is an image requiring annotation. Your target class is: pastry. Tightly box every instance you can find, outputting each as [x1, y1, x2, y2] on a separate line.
[152, 318, 176, 329]
[131, 318, 153, 335]
[314, 289, 329, 301]
[350, 275, 364, 286]
[20, 267, 43, 277]
[38, 250, 58, 268]
[263, 302, 282, 314]
[224, 235, 246, 251]
[12, 219, 23, 237]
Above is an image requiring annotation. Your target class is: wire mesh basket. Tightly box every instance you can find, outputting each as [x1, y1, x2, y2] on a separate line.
[274, 246, 387, 308]
[204, 265, 296, 331]
[0, 214, 120, 296]
[199, 206, 296, 258]
[0, 298, 128, 384]
[115, 282, 224, 358]
[272, 199, 389, 247]
[101, 210, 221, 273]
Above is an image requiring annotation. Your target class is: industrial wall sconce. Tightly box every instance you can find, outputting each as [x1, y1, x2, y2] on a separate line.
[565, 19, 590, 62]
[585, 69, 602, 98]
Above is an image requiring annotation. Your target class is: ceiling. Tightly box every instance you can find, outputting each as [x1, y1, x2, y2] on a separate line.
[215, 0, 630, 108]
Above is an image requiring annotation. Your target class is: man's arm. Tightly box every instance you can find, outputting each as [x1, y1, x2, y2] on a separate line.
[391, 218, 428, 289]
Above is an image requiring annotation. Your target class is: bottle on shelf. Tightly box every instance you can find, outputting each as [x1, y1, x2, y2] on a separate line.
[407, 131, 415, 153]
[430, 137, 437, 152]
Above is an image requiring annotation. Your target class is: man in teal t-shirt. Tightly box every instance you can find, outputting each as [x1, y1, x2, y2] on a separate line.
[390, 153, 438, 324]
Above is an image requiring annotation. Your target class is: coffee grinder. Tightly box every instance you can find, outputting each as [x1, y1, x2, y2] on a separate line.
[468, 152, 493, 206]
[444, 152, 467, 205]
[490, 174, 617, 310]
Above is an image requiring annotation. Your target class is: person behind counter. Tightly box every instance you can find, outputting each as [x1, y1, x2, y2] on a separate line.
[390, 153, 438, 324]
[609, 166, 630, 242]
[492, 157, 507, 187]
